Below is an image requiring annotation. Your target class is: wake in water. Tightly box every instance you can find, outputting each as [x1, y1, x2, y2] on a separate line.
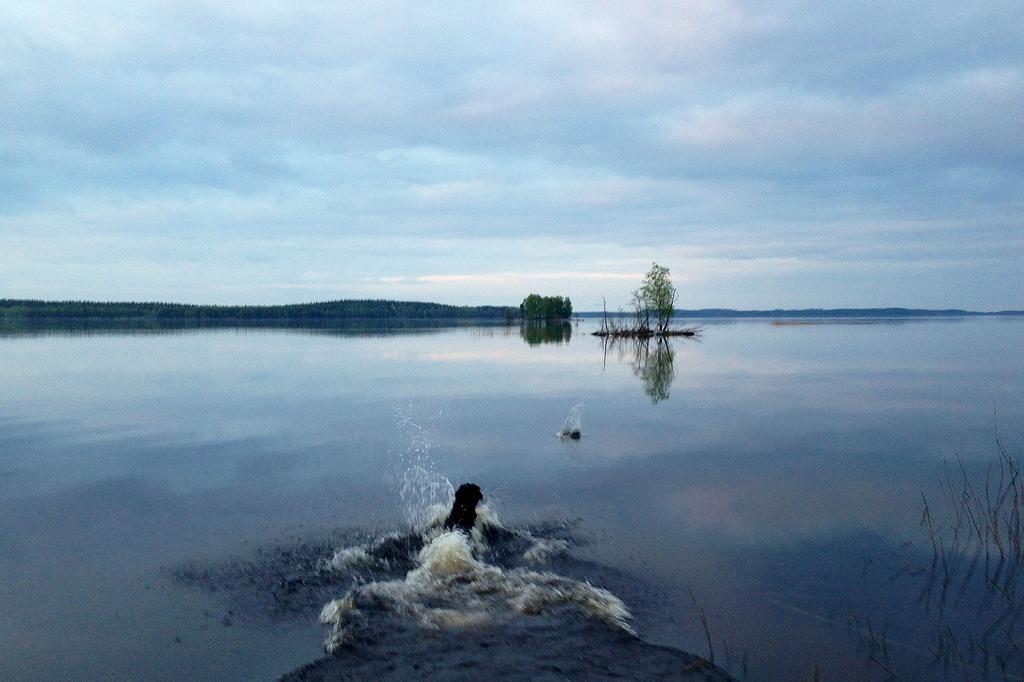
[172, 499, 729, 680]
[278, 489, 731, 680]
[318, 492, 629, 654]
[173, 412, 731, 680]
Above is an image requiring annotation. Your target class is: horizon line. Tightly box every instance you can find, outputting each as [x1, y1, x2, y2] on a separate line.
[2, 298, 1022, 316]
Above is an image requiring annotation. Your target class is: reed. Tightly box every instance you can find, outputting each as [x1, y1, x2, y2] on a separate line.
[686, 587, 720, 670]
[912, 435, 1024, 677]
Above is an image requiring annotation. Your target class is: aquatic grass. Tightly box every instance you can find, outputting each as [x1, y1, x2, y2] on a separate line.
[689, 588, 715, 665]
[774, 434, 1024, 680]
[910, 434, 1024, 679]
[682, 589, 757, 680]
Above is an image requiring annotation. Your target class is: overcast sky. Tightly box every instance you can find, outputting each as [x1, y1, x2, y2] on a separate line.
[1, 1, 1021, 309]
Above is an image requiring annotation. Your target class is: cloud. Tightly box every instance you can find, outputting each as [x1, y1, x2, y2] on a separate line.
[0, 1, 1021, 307]
[409, 180, 496, 202]
[664, 67, 1024, 171]
[413, 271, 642, 284]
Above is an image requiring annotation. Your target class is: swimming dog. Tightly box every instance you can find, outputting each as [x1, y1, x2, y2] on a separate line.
[444, 483, 483, 533]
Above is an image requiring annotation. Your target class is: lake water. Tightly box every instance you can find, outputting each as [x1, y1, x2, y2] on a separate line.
[1, 318, 1022, 680]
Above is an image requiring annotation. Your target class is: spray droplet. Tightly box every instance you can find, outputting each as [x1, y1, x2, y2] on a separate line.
[559, 403, 583, 440]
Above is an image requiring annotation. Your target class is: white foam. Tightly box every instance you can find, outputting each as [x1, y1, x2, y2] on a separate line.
[323, 502, 496, 577]
[413, 531, 479, 576]
[415, 502, 497, 553]
[523, 537, 569, 564]
[420, 607, 491, 629]
[319, 596, 355, 625]
[320, 524, 633, 652]
[473, 503, 500, 528]
[327, 546, 372, 571]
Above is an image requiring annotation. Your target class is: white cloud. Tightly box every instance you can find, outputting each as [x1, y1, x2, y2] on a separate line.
[0, 1, 1021, 308]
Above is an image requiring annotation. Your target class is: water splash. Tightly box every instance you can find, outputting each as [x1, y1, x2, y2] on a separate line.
[393, 407, 454, 527]
[522, 537, 569, 564]
[559, 402, 584, 440]
[320, 513, 633, 654]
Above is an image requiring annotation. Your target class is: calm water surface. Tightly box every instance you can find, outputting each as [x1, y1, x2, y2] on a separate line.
[1, 318, 1022, 680]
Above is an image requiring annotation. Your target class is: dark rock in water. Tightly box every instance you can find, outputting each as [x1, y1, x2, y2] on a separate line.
[443, 483, 483, 533]
[280, 614, 731, 681]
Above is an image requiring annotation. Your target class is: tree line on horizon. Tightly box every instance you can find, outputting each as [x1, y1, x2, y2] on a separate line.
[5, 298, 997, 323]
[0, 299, 520, 321]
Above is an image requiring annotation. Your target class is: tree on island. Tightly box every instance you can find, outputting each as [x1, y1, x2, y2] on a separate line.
[519, 294, 572, 320]
[628, 262, 677, 333]
[596, 262, 693, 338]
[638, 262, 677, 333]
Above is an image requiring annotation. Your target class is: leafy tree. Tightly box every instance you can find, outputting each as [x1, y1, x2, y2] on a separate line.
[518, 294, 572, 320]
[638, 262, 677, 332]
[630, 289, 650, 331]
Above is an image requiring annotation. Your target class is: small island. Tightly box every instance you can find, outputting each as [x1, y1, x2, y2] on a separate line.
[518, 294, 572, 321]
[593, 262, 700, 338]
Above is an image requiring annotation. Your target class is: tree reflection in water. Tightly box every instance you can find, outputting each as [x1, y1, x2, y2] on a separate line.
[602, 337, 678, 403]
[520, 321, 573, 346]
[634, 338, 675, 403]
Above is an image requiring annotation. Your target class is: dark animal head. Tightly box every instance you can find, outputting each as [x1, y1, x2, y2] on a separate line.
[444, 483, 483, 533]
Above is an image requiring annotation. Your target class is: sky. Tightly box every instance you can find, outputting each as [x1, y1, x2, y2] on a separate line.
[1, 1, 1022, 310]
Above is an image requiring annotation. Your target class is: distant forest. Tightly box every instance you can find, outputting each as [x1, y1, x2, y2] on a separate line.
[3, 300, 1019, 324]
[0, 299, 518, 321]
[579, 307, 1023, 318]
